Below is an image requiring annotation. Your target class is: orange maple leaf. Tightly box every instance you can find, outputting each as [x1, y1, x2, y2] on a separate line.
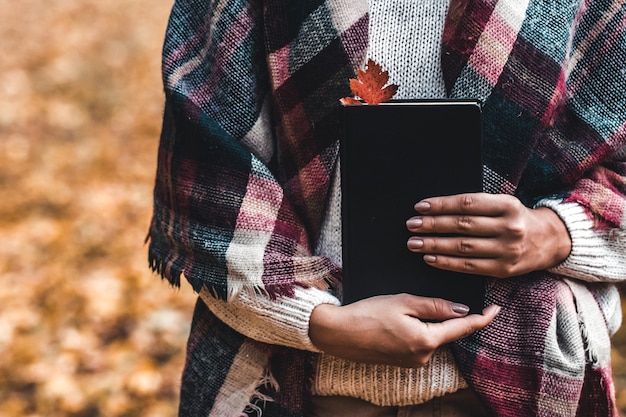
[340, 59, 398, 105]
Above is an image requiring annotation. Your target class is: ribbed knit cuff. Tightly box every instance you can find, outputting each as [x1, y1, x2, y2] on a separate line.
[200, 286, 340, 352]
[535, 198, 626, 282]
[312, 347, 467, 406]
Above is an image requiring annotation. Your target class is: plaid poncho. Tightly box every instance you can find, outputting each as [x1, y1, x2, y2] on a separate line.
[148, 0, 626, 415]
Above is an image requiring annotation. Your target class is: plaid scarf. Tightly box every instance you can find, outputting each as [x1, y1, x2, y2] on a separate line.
[148, 0, 626, 415]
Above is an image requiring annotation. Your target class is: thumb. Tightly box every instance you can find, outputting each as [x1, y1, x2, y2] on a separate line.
[429, 304, 502, 346]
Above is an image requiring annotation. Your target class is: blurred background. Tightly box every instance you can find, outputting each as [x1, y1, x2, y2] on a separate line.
[0, 1, 196, 416]
[0, 1, 625, 416]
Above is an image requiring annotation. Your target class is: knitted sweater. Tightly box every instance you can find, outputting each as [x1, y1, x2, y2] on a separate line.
[148, 0, 626, 415]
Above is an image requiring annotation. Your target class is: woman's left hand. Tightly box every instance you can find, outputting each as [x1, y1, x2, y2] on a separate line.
[406, 193, 572, 279]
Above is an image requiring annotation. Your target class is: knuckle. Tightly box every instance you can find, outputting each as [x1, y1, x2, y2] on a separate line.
[503, 263, 518, 277]
[421, 237, 440, 253]
[462, 324, 476, 339]
[413, 334, 438, 354]
[413, 354, 431, 368]
[392, 293, 412, 307]
[460, 194, 475, 210]
[429, 297, 447, 317]
[423, 338, 438, 352]
[506, 220, 526, 238]
[493, 263, 516, 278]
[457, 216, 473, 231]
[502, 195, 522, 210]
[458, 239, 473, 253]
[426, 216, 437, 229]
[461, 259, 477, 273]
[509, 244, 524, 261]
[396, 293, 413, 304]
[432, 198, 445, 211]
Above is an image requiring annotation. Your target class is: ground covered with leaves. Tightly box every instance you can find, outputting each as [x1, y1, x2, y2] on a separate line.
[1, 1, 626, 416]
[0, 1, 196, 416]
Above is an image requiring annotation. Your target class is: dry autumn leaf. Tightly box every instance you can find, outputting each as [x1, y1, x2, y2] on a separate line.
[340, 59, 398, 105]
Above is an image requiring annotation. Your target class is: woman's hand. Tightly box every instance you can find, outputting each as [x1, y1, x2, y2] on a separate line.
[309, 294, 500, 368]
[406, 193, 572, 278]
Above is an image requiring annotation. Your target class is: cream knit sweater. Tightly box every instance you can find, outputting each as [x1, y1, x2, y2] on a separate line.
[200, 0, 626, 407]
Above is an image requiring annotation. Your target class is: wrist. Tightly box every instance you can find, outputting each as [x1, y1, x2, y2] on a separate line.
[533, 207, 572, 268]
[309, 303, 342, 351]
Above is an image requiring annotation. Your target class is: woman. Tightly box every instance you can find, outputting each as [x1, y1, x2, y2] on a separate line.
[147, 0, 626, 415]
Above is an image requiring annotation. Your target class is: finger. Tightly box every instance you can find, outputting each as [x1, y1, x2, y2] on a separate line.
[407, 236, 499, 258]
[415, 193, 517, 217]
[401, 295, 472, 321]
[427, 305, 501, 345]
[422, 254, 514, 278]
[407, 214, 501, 236]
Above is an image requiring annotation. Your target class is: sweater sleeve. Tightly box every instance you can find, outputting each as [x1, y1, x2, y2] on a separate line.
[199, 286, 340, 351]
[535, 198, 626, 282]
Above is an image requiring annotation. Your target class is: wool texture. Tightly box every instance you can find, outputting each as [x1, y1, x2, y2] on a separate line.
[148, 0, 626, 415]
[366, 0, 451, 99]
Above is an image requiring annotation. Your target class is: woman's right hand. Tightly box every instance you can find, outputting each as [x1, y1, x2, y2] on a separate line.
[309, 294, 500, 368]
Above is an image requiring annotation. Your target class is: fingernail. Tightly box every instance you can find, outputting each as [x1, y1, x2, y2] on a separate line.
[406, 218, 423, 229]
[424, 255, 436, 263]
[407, 238, 423, 249]
[452, 303, 470, 314]
[415, 201, 431, 212]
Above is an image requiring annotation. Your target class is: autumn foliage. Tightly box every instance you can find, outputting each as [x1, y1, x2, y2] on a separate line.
[340, 59, 398, 105]
[2, 2, 626, 417]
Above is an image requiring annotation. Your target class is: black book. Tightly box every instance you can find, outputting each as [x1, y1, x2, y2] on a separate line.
[340, 100, 486, 313]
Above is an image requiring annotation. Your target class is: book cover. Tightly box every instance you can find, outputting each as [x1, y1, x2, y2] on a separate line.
[340, 100, 485, 312]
